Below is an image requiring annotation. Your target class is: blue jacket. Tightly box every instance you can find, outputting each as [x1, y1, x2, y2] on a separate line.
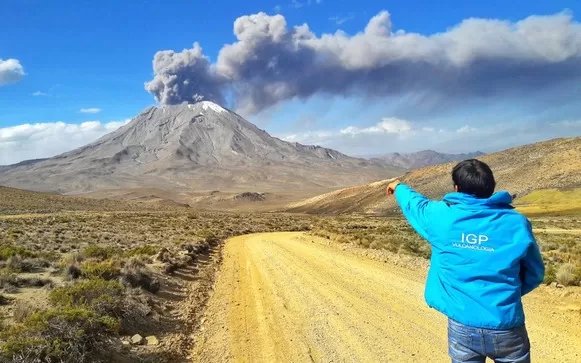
[394, 184, 545, 329]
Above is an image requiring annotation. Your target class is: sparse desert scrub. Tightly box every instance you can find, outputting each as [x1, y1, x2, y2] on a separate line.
[0, 205, 317, 362]
[310, 216, 431, 259]
[3, 188, 577, 362]
[310, 214, 581, 279]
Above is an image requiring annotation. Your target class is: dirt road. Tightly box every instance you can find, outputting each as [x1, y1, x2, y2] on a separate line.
[193, 232, 581, 362]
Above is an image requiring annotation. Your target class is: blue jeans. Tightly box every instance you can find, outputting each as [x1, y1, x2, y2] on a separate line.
[448, 319, 531, 363]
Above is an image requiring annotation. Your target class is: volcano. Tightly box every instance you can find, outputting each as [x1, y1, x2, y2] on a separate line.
[0, 102, 402, 195]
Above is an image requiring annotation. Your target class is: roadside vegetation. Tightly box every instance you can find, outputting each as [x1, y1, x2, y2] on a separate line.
[310, 214, 581, 287]
[0, 205, 315, 362]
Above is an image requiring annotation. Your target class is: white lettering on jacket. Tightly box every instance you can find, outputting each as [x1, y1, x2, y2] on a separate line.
[452, 233, 495, 252]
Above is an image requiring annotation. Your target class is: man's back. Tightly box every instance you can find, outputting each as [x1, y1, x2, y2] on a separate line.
[398, 188, 545, 329]
[388, 159, 545, 363]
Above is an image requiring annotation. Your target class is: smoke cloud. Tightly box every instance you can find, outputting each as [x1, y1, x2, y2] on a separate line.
[145, 11, 581, 114]
[145, 43, 226, 105]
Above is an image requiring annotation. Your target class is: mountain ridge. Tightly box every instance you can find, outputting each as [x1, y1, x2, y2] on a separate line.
[370, 150, 485, 170]
[285, 136, 581, 215]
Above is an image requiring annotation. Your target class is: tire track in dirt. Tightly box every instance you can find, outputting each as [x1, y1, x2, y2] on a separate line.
[193, 232, 581, 362]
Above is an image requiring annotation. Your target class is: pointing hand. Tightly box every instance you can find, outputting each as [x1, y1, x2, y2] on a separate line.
[386, 180, 401, 196]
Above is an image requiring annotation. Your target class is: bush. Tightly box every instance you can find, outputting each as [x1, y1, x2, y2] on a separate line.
[0, 307, 119, 363]
[62, 252, 84, 266]
[125, 246, 159, 257]
[81, 260, 121, 280]
[556, 263, 579, 286]
[0, 293, 10, 305]
[82, 246, 119, 261]
[118, 288, 153, 333]
[5, 255, 50, 273]
[0, 272, 52, 291]
[12, 302, 38, 323]
[49, 280, 124, 316]
[5, 255, 23, 272]
[64, 264, 82, 280]
[119, 258, 160, 294]
[0, 272, 19, 293]
[0, 244, 36, 261]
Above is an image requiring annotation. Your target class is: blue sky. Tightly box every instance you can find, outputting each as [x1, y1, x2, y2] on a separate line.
[1, 0, 581, 164]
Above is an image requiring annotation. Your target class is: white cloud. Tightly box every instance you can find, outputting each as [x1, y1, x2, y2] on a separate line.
[283, 117, 420, 146]
[80, 108, 102, 114]
[0, 58, 25, 86]
[280, 117, 581, 156]
[32, 91, 48, 96]
[340, 118, 413, 136]
[283, 130, 334, 144]
[0, 119, 130, 165]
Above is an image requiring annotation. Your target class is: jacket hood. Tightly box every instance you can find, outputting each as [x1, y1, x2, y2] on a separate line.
[443, 191, 513, 208]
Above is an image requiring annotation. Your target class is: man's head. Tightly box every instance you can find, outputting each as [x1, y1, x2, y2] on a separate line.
[452, 159, 496, 198]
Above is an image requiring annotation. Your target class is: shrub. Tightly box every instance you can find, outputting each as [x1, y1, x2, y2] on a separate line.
[64, 264, 82, 280]
[119, 258, 160, 294]
[62, 252, 84, 266]
[12, 302, 38, 323]
[125, 245, 159, 257]
[5, 255, 50, 273]
[162, 263, 179, 275]
[200, 230, 220, 246]
[0, 307, 119, 363]
[49, 279, 124, 316]
[556, 263, 578, 286]
[0, 272, 19, 293]
[0, 244, 36, 261]
[118, 288, 153, 333]
[81, 260, 121, 280]
[0, 270, 52, 290]
[0, 293, 10, 305]
[82, 246, 119, 261]
[5, 255, 23, 272]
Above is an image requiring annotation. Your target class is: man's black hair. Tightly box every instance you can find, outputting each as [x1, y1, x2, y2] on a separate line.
[452, 159, 496, 198]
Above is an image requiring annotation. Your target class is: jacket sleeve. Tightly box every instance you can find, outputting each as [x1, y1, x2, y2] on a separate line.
[520, 238, 545, 296]
[393, 184, 436, 242]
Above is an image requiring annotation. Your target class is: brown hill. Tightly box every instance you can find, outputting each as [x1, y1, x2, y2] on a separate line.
[0, 186, 182, 214]
[286, 137, 581, 215]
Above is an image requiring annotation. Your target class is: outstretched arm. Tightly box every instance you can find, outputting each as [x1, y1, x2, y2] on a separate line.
[387, 181, 434, 241]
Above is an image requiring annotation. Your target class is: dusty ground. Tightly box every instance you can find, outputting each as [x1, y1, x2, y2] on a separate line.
[193, 232, 581, 363]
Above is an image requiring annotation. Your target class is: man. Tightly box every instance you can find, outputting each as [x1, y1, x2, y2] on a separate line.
[387, 159, 544, 363]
